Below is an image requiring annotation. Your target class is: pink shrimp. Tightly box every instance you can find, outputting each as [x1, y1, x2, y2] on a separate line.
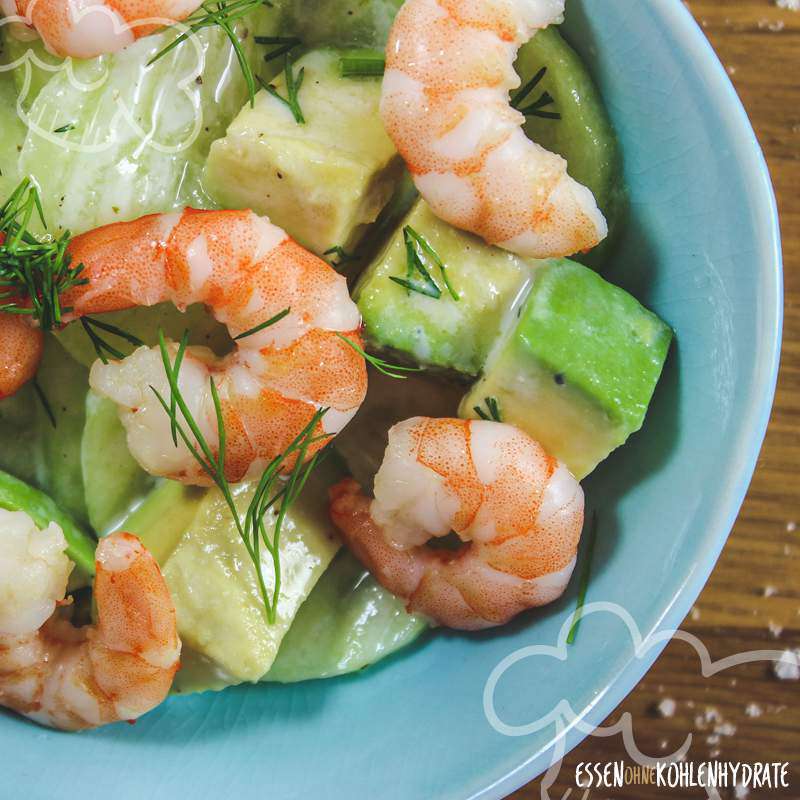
[330, 417, 584, 630]
[380, 0, 607, 258]
[0, 511, 180, 731]
[45, 208, 366, 485]
[0, 314, 43, 400]
[0, 0, 202, 59]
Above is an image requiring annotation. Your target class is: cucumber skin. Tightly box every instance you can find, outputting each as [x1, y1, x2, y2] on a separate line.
[0, 469, 96, 576]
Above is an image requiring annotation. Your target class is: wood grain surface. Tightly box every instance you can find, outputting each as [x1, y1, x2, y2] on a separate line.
[513, 2, 800, 798]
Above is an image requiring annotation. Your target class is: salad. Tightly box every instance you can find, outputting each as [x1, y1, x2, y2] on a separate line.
[0, 0, 672, 730]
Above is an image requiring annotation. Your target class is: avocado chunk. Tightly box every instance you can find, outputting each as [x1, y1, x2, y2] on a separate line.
[205, 49, 403, 256]
[355, 200, 534, 376]
[460, 260, 672, 479]
[266, 551, 428, 683]
[516, 27, 625, 268]
[120, 461, 343, 685]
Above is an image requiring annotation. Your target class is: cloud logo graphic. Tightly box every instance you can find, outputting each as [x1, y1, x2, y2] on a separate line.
[483, 601, 792, 800]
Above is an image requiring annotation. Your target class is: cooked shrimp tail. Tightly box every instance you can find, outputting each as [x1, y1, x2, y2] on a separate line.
[381, 0, 607, 258]
[330, 417, 584, 630]
[0, 510, 180, 730]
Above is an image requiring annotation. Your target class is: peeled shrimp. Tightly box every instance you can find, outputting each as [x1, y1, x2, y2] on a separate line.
[330, 417, 584, 630]
[47, 209, 366, 485]
[0, 314, 42, 400]
[0, 0, 202, 59]
[0, 509, 180, 730]
[380, 0, 607, 258]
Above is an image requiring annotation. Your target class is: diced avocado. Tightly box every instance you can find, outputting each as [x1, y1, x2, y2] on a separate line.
[34, 336, 89, 526]
[279, 0, 403, 47]
[55, 303, 232, 368]
[266, 551, 428, 683]
[460, 260, 672, 479]
[205, 49, 403, 256]
[355, 200, 534, 376]
[121, 461, 343, 684]
[516, 27, 625, 268]
[81, 392, 154, 534]
[0, 469, 96, 577]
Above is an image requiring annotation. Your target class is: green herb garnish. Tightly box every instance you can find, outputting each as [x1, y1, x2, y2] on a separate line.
[256, 35, 301, 64]
[340, 51, 386, 78]
[474, 396, 502, 423]
[32, 379, 56, 428]
[323, 245, 356, 267]
[234, 306, 291, 340]
[53, 123, 76, 134]
[510, 66, 560, 120]
[336, 333, 421, 380]
[80, 316, 144, 365]
[148, 0, 266, 107]
[390, 225, 458, 301]
[259, 55, 306, 124]
[566, 511, 598, 644]
[151, 329, 329, 624]
[0, 177, 87, 331]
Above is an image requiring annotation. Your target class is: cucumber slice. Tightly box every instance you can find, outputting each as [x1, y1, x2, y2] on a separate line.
[516, 27, 625, 268]
[2, 33, 61, 110]
[55, 303, 232, 368]
[0, 469, 96, 576]
[0, 384, 41, 486]
[34, 336, 89, 526]
[266, 551, 428, 683]
[14, 4, 279, 235]
[81, 392, 154, 534]
[0, 49, 26, 197]
[280, 0, 403, 47]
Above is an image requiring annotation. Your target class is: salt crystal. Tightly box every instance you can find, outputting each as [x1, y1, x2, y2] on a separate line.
[657, 698, 676, 718]
[745, 703, 762, 717]
[734, 783, 750, 799]
[690, 606, 701, 621]
[768, 620, 783, 638]
[787, 520, 797, 532]
[715, 722, 737, 737]
[773, 649, 800, 680]
[762, 585, 778, 597]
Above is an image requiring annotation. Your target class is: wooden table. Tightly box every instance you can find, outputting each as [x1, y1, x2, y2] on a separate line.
[513, 2, 800, 797]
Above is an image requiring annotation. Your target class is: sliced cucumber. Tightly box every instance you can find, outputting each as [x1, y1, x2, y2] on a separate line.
[0, 383, 41, 486]
[267, 551, 428, 683]
[0, 46, 26, 197]
[280, 0, 403, 47]
[81, 392, 154, 534]
[516, 27, 625, 268]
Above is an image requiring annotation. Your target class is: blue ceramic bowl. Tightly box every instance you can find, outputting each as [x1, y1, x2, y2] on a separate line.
[3, 1, 782, 798]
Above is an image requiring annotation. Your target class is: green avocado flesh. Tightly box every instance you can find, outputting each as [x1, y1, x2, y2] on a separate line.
[516, 27, 625, 268]
[461, 260, 672, 479]
[355, 200, 535, 376]
[205, 49, 403, 256]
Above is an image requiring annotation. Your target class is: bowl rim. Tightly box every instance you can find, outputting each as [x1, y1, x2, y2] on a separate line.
[470, 3, 784, 798]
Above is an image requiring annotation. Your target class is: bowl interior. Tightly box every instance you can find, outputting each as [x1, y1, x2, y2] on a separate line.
[1, 1, 781, 798]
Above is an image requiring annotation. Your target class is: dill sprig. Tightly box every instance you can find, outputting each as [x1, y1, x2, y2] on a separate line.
[336, 333, 421, 380]
[80, 316, 144, 364]
[340, 51, 386, 78]
[390, 226, 458, 301]
[259, 55, 306, 124]
[148, 0, 266, 107]
[234, 306, 290, 340]
[150, 329, 329, 624]
[511, 66, 561, 120]
[474, 396, 502, 422]
[256, 35, 301, 65]
[32, 379, 56, 428]
[566, 511, 598, 645]
[323, 245, 356, 268]
[0, 177, 87, 331]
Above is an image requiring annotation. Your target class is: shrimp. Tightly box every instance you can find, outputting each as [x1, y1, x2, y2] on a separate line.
[0, 314, 43, 400]
[0, 0, 203, 59]
[0, 509, 180, 730]
[380, 0, 607, 258]
[330, 417, 584, 630]
[48, 208, 367, 485]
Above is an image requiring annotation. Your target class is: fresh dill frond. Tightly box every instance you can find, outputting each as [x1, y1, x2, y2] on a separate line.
[259, 55, 306, 124]
[32, 379, 56, 428]
[53, 123, 76, 134]
[256, 35, 301, 64]
[151, 329, 329, 624]
[474, 396, 502, 423]
[566, 511, 599, 645]
[148, 0, 266, 107]
[0, 177, 87, 331]
[323, 245, 356, 267]
[335, 333, 421, 380]
[234, 306, 291, 340]
[510, 66, 561, 120]
[389, 226, 458, 301]
[79, 316, 145, 365]
[340, 51, 386, 78]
